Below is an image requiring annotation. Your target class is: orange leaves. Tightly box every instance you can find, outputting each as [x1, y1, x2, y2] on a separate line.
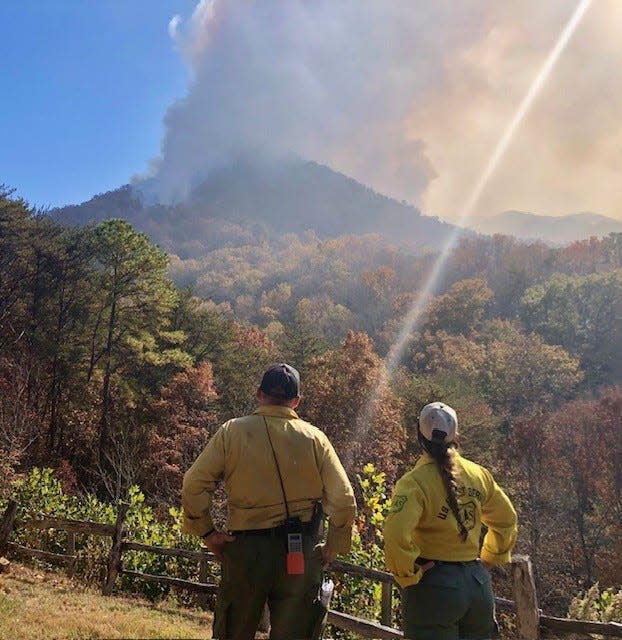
[143, 362, 219, 503]
[506, 388, 622, 586]
[302, 331, 405, 482]
[233, 323, 276, 355]
[158, 362, 218, 410]
[360, 267, 397, 300]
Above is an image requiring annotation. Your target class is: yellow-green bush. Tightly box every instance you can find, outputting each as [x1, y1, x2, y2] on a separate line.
[4, 465, 398, 625]
[327, 463, 401, 637]
[568, 583, 622, 623]
[4, 468, 217, 598]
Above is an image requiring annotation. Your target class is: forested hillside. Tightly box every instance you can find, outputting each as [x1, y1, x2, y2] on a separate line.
[51, 159, 460, 258]
[2, 186, 622, 617]
[471, 210, 622, 245]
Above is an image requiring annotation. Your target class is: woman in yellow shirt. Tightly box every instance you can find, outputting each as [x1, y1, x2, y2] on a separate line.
[384, 402, 517, 640]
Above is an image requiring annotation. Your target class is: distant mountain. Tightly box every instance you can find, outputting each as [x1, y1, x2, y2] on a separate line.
[468, 210, 622, 246]
[51, 159, 463, 258]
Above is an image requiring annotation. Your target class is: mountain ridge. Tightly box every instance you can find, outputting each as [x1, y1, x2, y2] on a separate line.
[467, 209, 622, 245]
[50, 159, 462, 258]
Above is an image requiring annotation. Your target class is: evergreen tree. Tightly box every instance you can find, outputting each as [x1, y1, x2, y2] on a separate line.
[89, 219, 183, 462]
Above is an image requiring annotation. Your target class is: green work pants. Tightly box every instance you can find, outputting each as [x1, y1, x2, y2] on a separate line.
[213, 531, 322, 640]
[402, 560, 497, 640]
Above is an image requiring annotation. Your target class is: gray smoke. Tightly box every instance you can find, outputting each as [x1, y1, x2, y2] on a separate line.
[138, 0, 622, 221]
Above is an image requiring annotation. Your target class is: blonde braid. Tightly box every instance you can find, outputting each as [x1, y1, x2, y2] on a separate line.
[421, 434, 468, 542]
[437, 448, 468, 542]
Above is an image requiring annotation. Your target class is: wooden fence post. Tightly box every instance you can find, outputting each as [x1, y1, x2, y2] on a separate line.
[103, 501, 129, 595]
[67, 531, 76, 578]
[197, 553, 210, 610]
[380, 582, 392, 627]
[0, 500, 18, 556]
[512, 554, 540, 639]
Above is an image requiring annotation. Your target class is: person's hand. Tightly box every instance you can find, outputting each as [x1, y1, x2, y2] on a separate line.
[315, 542, 337, 568]
[480, 559, 494, 572]
[203, 530, 235, 560]
[418, 560, 435, 575]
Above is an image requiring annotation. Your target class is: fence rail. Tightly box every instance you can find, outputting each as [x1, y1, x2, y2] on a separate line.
[6, 541, 76, 567]
[2, 500, 622, 638]
[122, 541, 218, 562]
[15, 517, 116, 537]
[119, 569, 219, 594]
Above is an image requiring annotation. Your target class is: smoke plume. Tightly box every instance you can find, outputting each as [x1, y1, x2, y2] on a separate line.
[140, 0, 622, 221]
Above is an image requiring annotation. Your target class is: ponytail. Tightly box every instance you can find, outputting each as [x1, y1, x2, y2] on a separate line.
[418, 430, 468, 542]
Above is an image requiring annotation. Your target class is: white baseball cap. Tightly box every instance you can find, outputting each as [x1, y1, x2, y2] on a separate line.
[419, 402, 458, 443]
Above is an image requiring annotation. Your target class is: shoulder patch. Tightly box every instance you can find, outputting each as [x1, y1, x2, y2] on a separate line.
[390, 495, 408, 513]
[460, 501, 477, 530]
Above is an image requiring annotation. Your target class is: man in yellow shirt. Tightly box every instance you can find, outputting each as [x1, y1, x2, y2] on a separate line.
[384, 402, 517, 640]
[182, 363, 356, 640]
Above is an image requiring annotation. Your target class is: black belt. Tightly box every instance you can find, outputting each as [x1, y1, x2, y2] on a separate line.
[417, 557, 479, 566]
[233, 522, 315, 537]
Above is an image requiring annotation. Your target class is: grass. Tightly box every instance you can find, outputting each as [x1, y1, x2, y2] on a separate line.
[0, 562, 214, 639]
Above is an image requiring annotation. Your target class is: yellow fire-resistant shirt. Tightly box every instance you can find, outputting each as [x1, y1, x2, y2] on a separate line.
[384, 451, 517, 588]
[182, 405, 357, 553]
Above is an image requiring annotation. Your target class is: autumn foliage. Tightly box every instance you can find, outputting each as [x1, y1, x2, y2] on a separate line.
[1, 186, 622, 614]
[302, 332, 405, 482]
[143, 362, 218, 505]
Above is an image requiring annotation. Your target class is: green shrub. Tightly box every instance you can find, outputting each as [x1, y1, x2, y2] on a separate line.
[4, 468, 216, 599]
[568, 583, 622, 623]
[327, 463, 400, 637]
[4, 465, 398, 625]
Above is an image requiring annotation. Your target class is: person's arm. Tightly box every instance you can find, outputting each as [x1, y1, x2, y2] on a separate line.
[181, 425, 227, 538]
[317, 436, 357, 558]
[479, 468, 518, 566]
[383, 475, 427, 588]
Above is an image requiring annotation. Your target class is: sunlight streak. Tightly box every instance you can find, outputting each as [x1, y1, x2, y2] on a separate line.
[354, 0, 594, 444]
[457, 0, 594, 227]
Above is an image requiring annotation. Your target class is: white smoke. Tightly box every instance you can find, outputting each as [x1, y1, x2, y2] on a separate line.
[140, 0, 622, 220]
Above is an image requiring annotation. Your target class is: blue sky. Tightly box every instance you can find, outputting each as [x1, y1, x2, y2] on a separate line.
[0, 1, 197, 208]
[2, 1, 621, 219]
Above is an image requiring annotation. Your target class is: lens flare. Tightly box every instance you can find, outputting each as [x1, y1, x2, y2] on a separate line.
[353, 0, 594, 448]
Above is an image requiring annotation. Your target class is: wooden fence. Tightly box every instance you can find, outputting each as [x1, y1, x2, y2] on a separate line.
[1, 500, 621, 639]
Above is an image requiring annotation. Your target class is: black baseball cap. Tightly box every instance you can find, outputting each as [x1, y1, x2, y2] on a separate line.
[258, 363, 300, 399]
